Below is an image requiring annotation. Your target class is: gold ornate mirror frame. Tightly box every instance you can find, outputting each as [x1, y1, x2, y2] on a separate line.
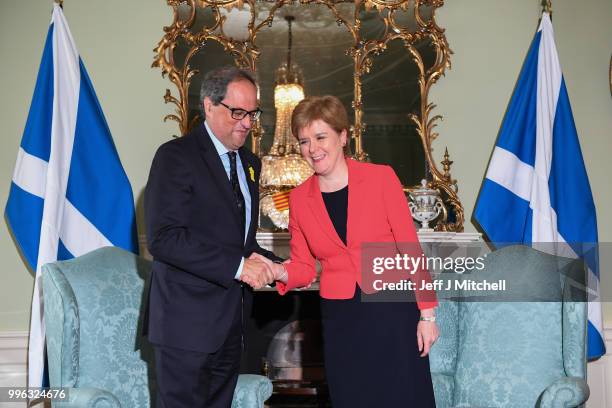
[153, 0, 464, 232]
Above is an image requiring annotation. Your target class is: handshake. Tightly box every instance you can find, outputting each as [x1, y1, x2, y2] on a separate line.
[239, 253, 288, 289]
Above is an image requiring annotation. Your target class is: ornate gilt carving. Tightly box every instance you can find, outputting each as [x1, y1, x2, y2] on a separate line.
[153, 0, 464, 231]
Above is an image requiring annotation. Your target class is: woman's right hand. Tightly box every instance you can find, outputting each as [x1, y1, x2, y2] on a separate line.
[417, 308, 439, 357]
[248, 253, 287, 283]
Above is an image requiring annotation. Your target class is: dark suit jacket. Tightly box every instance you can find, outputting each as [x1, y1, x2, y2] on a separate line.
[144, 123, 280, 353]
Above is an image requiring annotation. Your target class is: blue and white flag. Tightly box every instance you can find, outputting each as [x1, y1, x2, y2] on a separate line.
[5, 4, 138, 387]
[474, 13, 604, 360]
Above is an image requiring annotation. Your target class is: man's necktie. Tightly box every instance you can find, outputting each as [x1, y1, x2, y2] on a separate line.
[228, 151, 246, 238]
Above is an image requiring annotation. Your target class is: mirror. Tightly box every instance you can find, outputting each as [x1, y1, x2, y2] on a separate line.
[154, 0, 464, 232]
[253, 3, 356, 155]
[359, 6, 433, 187]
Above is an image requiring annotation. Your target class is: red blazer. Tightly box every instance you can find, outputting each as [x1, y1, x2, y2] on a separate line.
[276, 159, 437, 310]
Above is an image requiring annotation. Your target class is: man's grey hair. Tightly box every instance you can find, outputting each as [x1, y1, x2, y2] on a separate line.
[200, 66, 257, 118]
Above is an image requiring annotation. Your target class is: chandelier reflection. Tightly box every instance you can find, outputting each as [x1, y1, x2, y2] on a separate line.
[260, 16, 313, 229]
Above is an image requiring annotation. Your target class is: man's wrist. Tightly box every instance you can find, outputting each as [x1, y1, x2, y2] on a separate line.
[234, 257, 245, 280]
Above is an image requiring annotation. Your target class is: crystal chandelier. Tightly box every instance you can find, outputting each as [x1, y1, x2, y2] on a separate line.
[260, 16, 313, 229]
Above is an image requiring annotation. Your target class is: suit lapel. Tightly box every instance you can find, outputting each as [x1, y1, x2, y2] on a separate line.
[307, 174, 347, 249]
[195, 125, 242, 235]
[346, 159, 366, 248]
[239, 149, 258, 241]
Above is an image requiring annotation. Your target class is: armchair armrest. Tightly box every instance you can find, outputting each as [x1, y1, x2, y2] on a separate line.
[231, 374, 273, 408]
[537, 377, 590, 408]
[56, 387, 121, 408]
[431, 373, 455, 408]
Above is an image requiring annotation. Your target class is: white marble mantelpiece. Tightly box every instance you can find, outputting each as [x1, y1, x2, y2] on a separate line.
[256, 231, 482, 255]
[416, 231, 482, 243]
[139, 231, 482, 260]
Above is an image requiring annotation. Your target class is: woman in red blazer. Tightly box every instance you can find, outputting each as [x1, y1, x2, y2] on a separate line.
[255, 96, 438, 407]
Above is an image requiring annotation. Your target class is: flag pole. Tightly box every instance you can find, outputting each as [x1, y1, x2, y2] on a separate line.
[542, 0, 552, 17]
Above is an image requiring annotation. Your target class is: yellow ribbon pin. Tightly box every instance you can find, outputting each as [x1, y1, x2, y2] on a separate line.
[249, 166, 255, 182]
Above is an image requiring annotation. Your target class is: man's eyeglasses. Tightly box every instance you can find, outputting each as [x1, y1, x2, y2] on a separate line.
[218, 102, 262, 121]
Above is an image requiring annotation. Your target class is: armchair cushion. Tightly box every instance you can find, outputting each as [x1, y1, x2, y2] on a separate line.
[453, 302, 564, 407]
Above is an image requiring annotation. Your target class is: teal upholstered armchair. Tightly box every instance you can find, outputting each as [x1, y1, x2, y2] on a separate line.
[42, 246, 273, 407]
[429, 245, 589, 408]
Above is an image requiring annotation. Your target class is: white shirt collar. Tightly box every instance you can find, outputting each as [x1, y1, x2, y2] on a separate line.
[204, 120, 234, 157]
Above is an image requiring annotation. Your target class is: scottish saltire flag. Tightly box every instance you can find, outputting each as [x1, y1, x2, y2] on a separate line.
[474, 12, 605, 360]
[5, 4, 138, 387]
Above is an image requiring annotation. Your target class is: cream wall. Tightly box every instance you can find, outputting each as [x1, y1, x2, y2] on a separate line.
[0, 1, 173, 330]
[0, 0, 610, 331]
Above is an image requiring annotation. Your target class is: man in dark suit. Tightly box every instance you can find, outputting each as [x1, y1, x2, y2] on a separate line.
[144, 66, 282, 407]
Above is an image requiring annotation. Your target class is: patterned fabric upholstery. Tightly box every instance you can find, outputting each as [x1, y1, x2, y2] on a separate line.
[429, 245, 589, 408]
[429, 301, 459, 408]
[232, 375, 274, 408]
[42, 246, 272, 408]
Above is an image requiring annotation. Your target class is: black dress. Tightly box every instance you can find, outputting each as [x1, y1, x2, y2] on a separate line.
[320, 186, 436, 408]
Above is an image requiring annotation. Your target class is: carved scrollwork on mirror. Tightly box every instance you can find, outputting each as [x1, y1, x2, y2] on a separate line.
[153, 0, 464, 232]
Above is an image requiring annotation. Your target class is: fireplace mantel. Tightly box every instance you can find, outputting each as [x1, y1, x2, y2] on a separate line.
[257, 231, 481, 253]
[255, 231, 482, 292]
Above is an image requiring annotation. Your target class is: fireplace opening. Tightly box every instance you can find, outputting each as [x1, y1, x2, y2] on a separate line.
[242, 290, 330, 407]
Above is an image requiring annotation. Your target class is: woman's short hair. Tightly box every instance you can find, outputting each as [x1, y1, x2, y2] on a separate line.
[291, 96, 351, 154]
